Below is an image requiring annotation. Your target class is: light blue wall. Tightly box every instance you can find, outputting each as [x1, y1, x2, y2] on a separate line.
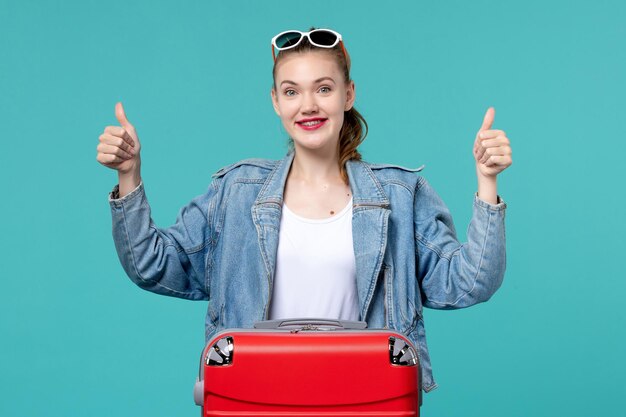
[1, 1, 624, 416]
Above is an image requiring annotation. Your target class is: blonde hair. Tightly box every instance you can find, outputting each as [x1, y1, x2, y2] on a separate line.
[271, 27, 368, 184]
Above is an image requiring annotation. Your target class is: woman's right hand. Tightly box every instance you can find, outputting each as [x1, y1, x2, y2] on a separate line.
[97, 102, 141, 175]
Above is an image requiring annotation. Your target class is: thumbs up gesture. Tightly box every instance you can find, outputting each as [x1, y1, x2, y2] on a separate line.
[96, 102, 141, 175]
[473, 107, 512, 177]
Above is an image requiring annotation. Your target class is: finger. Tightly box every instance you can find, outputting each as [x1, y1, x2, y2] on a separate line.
[480, 137, 509, 148]
[97, 143, 134, 159]
[493, 145, 512, 156]
[478, 146, 512, 163]
[479, 107, 495, 131]
[475, 145, 487, 161]
[475, 136, 510, 161]
[479, 147, 500, 164]
[115, 102, 134, 129]
[478, 129, 506, 140]
[480, 148, 512, 164]
[100, 131, 135, 152]
[97, 152, 126, 165]
[484, 155, 512, 167]
[99, 132, 135, 155]
[104, 125, 127, 137]
[96, 153, 114, 166]
[476, 139, 498, 160]
[103, 125, 133, 142]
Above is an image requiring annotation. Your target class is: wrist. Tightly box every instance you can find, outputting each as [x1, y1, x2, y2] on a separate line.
[118, 162, 141, 179]
[476, 168, 498, 204]
[117, 167, 142, 198]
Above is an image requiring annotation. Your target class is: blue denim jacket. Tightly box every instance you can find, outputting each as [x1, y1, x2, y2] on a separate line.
[108, 151, 507, 394]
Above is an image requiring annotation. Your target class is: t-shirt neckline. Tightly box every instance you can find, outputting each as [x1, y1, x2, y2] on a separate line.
[282, 197, 353, 224]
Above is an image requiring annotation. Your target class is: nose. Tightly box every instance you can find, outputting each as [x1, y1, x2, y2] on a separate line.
[300, 92, 319, 114]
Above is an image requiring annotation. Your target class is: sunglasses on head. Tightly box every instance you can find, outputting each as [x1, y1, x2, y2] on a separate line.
[271, 28, 350, 69]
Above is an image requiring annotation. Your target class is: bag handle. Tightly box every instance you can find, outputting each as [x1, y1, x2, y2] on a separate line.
[253, 318, 368, 330]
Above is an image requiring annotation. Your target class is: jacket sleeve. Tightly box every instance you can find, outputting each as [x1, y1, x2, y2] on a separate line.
[414, 176, 507, 309]
[108, 179, 220, 300]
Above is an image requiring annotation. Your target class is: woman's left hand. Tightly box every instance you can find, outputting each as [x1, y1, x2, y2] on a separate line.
[473, 107, 513, 177]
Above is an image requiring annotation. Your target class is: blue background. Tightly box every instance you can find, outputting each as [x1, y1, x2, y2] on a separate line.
[1, 0, 625, 416]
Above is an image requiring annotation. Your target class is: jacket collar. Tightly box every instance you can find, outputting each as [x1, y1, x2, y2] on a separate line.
[253, 151, 294, 205]
[254, 150, 390, 206]
[345, 159, 390, 207]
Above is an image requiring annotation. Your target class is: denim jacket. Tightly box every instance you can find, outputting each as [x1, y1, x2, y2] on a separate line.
[108, 151, 507, 394]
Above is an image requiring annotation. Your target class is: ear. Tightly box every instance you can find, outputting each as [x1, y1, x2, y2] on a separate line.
[271, 87, 281, 117]
[344, 80, 356, 112]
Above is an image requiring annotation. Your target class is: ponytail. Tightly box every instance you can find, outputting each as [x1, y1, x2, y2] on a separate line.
[337, 107, 368, 184]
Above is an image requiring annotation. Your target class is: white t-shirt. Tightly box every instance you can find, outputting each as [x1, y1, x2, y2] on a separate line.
[268, 197, 360, 321]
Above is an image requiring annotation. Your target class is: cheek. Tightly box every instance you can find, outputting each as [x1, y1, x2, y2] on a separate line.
[329, 95, 347, 114]
[329, 102, 346, 122]
[278, 100, 299, 120]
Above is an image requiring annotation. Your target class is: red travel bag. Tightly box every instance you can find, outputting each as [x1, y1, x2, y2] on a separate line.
[193, 318, 421, 416]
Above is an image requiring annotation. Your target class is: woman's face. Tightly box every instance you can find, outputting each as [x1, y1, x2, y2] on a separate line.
[271, 51, 355, 155]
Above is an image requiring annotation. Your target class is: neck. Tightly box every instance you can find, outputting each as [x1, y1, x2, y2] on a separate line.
[289, 145, 342, 184]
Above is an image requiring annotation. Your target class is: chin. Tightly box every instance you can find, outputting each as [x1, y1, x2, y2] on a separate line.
[292, 135, 335, 151]
[290, 129, 340, 151]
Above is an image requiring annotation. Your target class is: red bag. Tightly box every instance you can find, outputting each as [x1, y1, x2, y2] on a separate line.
[194, 318, 421, 416]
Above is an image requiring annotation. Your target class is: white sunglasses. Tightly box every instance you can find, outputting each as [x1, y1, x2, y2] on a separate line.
[271, 29, 348, 64]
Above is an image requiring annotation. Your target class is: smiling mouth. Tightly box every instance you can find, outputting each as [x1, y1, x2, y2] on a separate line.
[297, 118, 327, 126]
[296, 119, 328, 130]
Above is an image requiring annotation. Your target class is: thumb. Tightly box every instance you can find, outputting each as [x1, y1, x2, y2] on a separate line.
[479, 106, 495, 131]
[115, 102, 134, 129]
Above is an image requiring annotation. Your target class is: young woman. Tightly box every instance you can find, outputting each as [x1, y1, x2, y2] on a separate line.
[96, 27, 512, 396]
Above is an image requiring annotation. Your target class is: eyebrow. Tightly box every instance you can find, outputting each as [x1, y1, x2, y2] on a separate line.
[280, 76, 336, 87]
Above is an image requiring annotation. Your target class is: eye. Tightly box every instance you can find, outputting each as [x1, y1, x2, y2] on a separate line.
[319, 86, 332, 93]
[284, 89, 296, 97]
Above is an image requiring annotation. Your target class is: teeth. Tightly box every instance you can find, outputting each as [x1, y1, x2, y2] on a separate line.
[301, 120, 323, 126]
